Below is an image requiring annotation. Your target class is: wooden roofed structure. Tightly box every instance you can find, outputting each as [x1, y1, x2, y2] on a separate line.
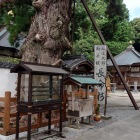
[62, 54, 94, 74]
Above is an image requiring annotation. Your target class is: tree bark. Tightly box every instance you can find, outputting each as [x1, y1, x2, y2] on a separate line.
[21, 0, 72, 64]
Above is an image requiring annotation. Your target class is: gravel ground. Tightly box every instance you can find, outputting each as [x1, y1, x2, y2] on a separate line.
[20, 91, 140, 140]
[27, 106, 139, 140]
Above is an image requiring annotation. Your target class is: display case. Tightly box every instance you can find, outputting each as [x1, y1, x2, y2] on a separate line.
[20, 74, 62, 104]
[11, 62, 68, 140]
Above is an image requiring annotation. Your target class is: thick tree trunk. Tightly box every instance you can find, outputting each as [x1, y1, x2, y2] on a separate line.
[21, 0, 72, 64]
[19, 0, 72, 123]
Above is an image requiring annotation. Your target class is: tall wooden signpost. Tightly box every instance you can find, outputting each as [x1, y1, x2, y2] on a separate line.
[94, 45, 107, 103]
[94, 45, 110, 117]
[80, 0, 139, 110]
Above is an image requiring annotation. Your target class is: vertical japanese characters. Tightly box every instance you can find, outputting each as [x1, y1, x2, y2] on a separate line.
[94, 45, 107, 103]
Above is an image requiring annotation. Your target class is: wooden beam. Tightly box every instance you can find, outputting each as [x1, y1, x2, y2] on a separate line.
[80, 0, 139, 110]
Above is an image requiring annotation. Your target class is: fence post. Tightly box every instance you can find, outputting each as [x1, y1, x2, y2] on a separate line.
[3, 91, 11, 133]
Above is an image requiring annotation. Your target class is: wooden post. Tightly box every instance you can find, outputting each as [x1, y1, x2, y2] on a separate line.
[88, 87, 98, 114]
[48, 111, 51, 134]
[81, 0, 139, 110]
[79, 88, 84, 98]
[16, 73, 21, 140]
[59, 109, 62, 136]
[37, 113, 42, 126]
[93, 88, 98, 114]
[27, 73, 32, 140]
[62, 90, 67, 121]
[27, 114, 32, 140]
[3, 91, 11, 133]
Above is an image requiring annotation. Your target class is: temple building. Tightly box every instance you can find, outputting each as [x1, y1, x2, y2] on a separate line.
[107, 45, 140, 90]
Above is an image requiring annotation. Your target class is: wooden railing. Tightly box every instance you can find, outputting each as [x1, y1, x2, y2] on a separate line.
[0, 91, 17, 135]
[127, 81, 140, 91]
[0, 91, 67, 136]
[0, 90, 97, 136]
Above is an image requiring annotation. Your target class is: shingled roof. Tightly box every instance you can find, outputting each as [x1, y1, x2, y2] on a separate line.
[0, 27, 15, 48]
[0, 61, 16, 69]
[0, 27, 24, 52]
[107, 45, 140, 67]
[62, 54, 94, 74]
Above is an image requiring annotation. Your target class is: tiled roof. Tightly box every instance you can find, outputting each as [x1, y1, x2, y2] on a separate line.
[0, 27, 14, 48]
[0, 61, 16, 69]
[0, 27, 24, 50]
[107, 46, 140, 66]
[62, 54, 94, 71]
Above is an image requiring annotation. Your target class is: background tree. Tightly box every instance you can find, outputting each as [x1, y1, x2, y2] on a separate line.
[101, 0, 133, 56]
[0, 0, 135, 62]
[130, 18, 140, 43]
[0, 1, 14, 28]
[72, 0, 107, 61]
[102, 0, 129, 41]
[0, 0, 35, 48]
[1, 0, 72, 65]
[130, 18, 140, 53]
[72, 0, 132, 60]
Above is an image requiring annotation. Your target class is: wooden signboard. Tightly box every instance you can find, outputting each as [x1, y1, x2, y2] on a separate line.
[94, 45, 107, 103]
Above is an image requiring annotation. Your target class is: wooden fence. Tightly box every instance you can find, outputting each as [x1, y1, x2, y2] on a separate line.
[0, 91, 67, 136]
[0, 89, 97, 136]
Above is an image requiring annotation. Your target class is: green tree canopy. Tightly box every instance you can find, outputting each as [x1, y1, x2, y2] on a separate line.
[0, 0, 35, 45]
[0, 0, 133, 61]
[102, 0, 130, 41]
[130, 18, 140, 43]
[73, 0, 131, 60]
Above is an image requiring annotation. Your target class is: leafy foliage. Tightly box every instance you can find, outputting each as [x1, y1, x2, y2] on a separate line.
[72, 0, 107, 41]
[1, 0, 35, 45]
[107, 41, 128, 56]
[73, 0, 132, 60]
[0, 56, 20, 64]
[113, 21, 134, 42]
[0, 0, 135, 60]
[73, 28, 101, 61]
[130, 18, 140, 43]
[0, 2, 13, 27]
[72, 0, 106, 61]
[102, 0, 129, 41]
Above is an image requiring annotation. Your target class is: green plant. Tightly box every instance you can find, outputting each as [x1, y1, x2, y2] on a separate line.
[0, 57, 20, 64]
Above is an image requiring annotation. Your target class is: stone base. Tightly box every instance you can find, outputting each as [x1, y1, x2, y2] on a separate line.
[101, 115, 112, 120]
[67, 116, 92, 129]
[132, 90, 139, 93]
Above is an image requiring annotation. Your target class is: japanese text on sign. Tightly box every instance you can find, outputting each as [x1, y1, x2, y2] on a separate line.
[94, 45, 107, 103]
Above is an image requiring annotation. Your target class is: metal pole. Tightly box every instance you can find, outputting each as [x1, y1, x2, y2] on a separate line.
[80, 0, 139, 110]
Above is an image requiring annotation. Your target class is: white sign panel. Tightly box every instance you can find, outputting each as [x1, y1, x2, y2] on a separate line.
[94, 45, 107, 103]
